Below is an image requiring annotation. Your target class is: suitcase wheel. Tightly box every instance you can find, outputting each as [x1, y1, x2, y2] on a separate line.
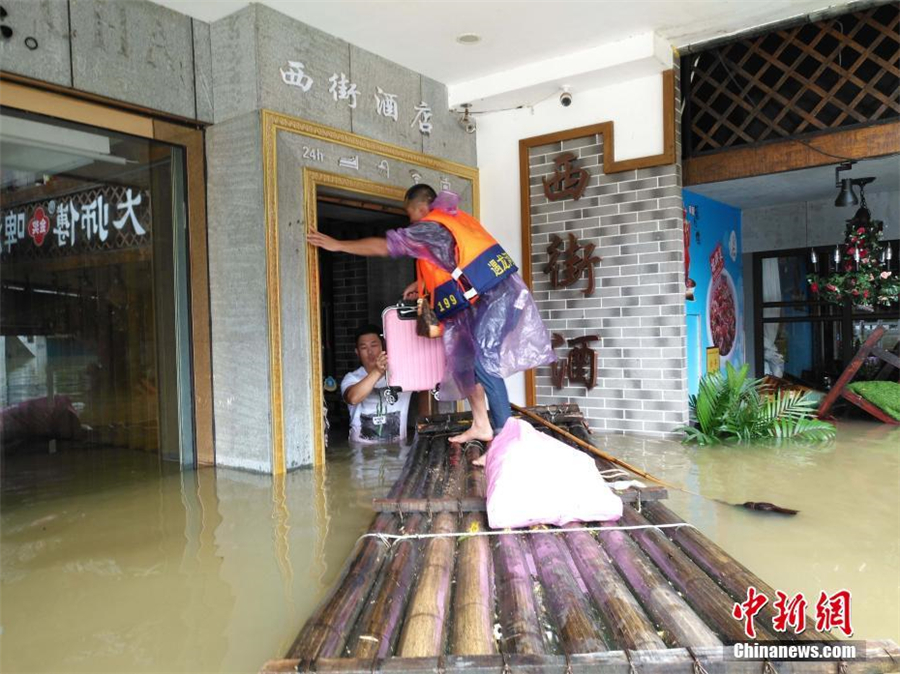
[382, 387, 401, 405]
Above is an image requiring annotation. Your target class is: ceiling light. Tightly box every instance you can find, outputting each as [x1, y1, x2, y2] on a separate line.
[456, 33, 481, 45]
[834, 161, 857, 207]
[834, 178, 858, 207]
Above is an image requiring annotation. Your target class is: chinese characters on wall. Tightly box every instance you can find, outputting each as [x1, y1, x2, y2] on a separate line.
[539, 149, 604, 392]
[279, 60, 433, 135]
[543, 152, 590, 202]
[550, 333, 599, 390]
[544, 233, 601, 296]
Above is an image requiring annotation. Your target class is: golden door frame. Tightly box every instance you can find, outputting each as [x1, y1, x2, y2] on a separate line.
[0, 77, 214, 466]
[261, 110, 479, 471]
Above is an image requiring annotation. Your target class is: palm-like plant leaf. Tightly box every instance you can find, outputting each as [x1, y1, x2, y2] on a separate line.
[683, 365, 836, 444]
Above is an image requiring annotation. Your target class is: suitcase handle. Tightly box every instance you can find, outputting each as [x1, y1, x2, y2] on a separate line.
[395, 299, 418, 320]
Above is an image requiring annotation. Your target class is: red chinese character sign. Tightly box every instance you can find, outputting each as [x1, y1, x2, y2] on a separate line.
[544, 233, 601, 297]
[731, 587, 853, 638]
[815, 590, 853, 637]
[542, 152, 589, 202]
[27, 207, 50, 247]
[733, 586, 769, 639]
[772, 591, 807, 634]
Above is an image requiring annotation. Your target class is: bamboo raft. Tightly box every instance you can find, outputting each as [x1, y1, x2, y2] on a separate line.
[262, 406, 900, 673]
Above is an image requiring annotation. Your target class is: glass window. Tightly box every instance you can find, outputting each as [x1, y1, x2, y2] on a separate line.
[1, 107, 193, 466]
[756, 245, 899, 388]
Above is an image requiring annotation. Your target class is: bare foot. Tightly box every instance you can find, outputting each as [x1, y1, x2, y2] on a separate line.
[449, 425, 493, 446]
[471, 452, 487, 468]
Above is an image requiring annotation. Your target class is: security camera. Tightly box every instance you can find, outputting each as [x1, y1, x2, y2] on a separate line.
[458, 104, 476, 134]
[559, 88, 573, 107]
[458, 116, 477, 134]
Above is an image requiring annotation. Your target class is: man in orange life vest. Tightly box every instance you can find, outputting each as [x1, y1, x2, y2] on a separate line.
[308, 185, 554, 456]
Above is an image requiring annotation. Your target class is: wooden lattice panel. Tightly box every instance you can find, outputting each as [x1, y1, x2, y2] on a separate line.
[683, 3, 900, 156]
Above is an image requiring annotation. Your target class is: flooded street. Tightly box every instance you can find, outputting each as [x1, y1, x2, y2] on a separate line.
[2, 421, 899, 672]
[1, 442, 410, 673]
[594, 419, 900, 643]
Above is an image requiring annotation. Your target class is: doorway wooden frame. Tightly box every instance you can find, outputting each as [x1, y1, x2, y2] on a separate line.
[0, 77, 214, 466]
[261, 110, 479, 471]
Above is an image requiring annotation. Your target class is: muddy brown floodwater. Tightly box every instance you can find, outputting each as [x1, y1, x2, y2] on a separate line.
[1, 421, 897, 672]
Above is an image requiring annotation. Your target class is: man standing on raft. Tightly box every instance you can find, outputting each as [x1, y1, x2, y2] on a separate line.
[308, 185, 554, 458]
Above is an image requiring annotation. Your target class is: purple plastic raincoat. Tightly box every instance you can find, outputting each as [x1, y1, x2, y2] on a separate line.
[385, 192, 554, 400]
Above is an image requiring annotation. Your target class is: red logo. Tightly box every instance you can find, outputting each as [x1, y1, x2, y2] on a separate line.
[732, 587, 853, 637]
[27, 207, 50, 247]
[815, 589, 853, 637]
[733, 585, 768, 638]
[773, 591, 808, 633]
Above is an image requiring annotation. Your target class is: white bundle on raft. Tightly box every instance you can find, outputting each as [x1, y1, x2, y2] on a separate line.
[484, 418, 623, 529]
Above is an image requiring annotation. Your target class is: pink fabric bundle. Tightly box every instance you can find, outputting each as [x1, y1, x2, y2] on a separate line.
[485, 418, 623, 529]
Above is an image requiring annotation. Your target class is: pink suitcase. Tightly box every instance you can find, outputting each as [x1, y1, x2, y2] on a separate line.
[382, 304, 445, 395]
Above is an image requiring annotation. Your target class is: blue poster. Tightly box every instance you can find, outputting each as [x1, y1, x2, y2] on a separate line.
[683, 190, 745, 395]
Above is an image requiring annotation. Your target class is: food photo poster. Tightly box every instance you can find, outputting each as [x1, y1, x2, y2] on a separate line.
[683, 190, 746, 395]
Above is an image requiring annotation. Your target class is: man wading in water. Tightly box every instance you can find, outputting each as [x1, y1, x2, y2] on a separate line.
[308, 185, 554, 463]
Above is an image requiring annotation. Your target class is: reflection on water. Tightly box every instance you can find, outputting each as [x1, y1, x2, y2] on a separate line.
[1, 422, 898, 673]
[1, 440, 410, 673]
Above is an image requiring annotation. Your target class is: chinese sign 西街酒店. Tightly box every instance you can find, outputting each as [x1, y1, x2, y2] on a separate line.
[279, 60, 434, 136]
[1, 185, 152, 262]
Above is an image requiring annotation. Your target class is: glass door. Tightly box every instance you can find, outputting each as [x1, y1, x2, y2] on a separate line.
[1, 106, 194, 467]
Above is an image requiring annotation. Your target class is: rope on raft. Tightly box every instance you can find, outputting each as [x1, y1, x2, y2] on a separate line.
[357, 521, 698, 549]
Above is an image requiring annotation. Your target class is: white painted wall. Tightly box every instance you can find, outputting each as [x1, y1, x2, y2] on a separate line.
[742, 190, 900, 254]
[475, 71, 667, 403]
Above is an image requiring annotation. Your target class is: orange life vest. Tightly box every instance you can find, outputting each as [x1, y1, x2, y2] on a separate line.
[416, 208, 517, 321]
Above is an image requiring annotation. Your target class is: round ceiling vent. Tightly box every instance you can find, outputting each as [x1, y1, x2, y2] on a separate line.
[456, 33, 482, 45]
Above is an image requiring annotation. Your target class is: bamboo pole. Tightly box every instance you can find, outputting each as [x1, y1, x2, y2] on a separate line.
[529, 531, 607, 654]
[512, 404, 687, 493]
[286, 434, 425, 661]
[443, 441, 467, 501]
[491, 532, 546, 655]
[641, 501, 836, 642]
[421, 433, 449, 498]
[563, 530, 666, 651]
[597, 520, 722, 647]
[397, 436, 458, 657]
[263, 639, 900, 674]
[450, 511, 496, 655]
[347, 512, 425, 660]
[514, 404, 798, 513]
[464, 442, 486, 499]
[287, 512, 399, 661]
[619, 506, 774, 641]
[347, 437, 455, 659]
[396, 510, 458, 657]
[372, 486, 666, 513]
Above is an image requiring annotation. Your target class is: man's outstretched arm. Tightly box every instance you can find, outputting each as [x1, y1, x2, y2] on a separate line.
[308, 231, 389, 257]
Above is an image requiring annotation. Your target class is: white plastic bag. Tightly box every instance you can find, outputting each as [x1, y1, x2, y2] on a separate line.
[485, 418, 623, 529]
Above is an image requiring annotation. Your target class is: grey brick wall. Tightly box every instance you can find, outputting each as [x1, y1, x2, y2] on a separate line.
[332, 254, 369, 378]
[528, 73, 689, 435]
